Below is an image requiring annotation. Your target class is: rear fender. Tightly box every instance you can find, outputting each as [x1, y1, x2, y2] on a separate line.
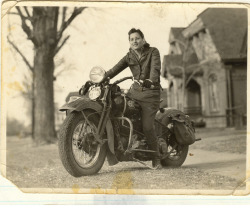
[155, 108, 182, 136]
[155, 108, 199, 144]
[155, 108, 184, 125]
[59, 98, 115, 155]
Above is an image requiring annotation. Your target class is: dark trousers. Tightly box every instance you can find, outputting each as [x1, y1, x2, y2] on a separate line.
[136, 100, 160, 159]
[128, 83, 161, 159]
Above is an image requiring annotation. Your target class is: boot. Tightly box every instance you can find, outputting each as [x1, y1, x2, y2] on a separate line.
[151, 140, 162, 169]
[152, 158, 162, 169]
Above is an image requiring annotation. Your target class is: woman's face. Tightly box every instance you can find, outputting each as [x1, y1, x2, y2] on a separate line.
[129, 32, 144, 50]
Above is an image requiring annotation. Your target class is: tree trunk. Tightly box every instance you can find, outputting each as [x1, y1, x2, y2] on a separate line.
[31, 78, 35, 139]
[33, 46, 56, 143]
[33, 7, 58, 144]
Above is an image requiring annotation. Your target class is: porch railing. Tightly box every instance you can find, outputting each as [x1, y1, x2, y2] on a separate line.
[184, 106, 202, 115]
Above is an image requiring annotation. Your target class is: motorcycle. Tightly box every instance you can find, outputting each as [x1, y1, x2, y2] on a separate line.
[58, 66, 199, 177]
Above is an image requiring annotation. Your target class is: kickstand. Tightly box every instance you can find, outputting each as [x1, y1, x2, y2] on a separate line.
[132, 157, 157, 170]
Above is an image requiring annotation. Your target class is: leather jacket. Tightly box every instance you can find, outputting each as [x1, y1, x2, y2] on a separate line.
[106, 44, 161, 103]
[106, 44, 161, 84]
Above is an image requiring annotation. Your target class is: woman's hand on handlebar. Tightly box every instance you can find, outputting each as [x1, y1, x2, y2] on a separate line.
[142, 79, 153, 88]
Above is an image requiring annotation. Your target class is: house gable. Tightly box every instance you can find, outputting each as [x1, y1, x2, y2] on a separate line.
[182, 17, 204, 38]
[197, 8, 247, 60]
[168, 27, 186, 54]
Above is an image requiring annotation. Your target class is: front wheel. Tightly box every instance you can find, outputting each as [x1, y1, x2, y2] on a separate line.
[58, 110, 107, 177]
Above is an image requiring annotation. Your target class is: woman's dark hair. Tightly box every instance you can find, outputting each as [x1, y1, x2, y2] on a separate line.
[128, 28, 144, 39]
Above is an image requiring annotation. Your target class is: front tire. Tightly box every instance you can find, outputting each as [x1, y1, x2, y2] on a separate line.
[58, 110, 107, 177]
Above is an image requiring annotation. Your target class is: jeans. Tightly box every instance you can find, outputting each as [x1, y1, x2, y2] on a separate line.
[128, 83, 161, 159]
[137, 100, 160, 159]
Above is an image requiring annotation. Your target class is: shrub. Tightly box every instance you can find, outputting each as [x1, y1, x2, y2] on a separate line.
[7, 118, 27, 136]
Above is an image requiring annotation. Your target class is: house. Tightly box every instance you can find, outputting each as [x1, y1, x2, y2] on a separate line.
[162, 8, 247, 128]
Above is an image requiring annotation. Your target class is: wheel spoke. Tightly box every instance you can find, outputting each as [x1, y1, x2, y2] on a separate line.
[80, 122, 88, 136]
[78, 149, 82, 159]
[71, 120, 101, 168]
[83, 151, 86, 163]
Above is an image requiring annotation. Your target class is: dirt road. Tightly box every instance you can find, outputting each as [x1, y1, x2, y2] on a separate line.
[5, 128, 247, 192]
[187, 129, 246, 182]
[185, 148, 246, 183]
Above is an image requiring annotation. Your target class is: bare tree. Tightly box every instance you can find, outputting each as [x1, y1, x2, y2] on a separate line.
[7, 6, 86, 144]
[7, 31, 35, 138]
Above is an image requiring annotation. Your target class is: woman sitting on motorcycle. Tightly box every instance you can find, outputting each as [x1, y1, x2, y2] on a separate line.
[84, 28, 162, 169]
[106, 28, 162, 169]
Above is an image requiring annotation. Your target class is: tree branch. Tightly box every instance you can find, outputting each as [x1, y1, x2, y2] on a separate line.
[22, 76, 33, 98]
[169, 65, 184, 72]
[24, 6, 31, 18]
[16, 6, 36, 46]
[54, 63, 76, 78]
[8, 12, 19, 16]
[7, 36, 34, 73]
[185, 68, 201, 87]
[186, 63, 200, 70]
[62, 7, 67, 26]
[9, 11, 33, 21]
[57, 7, 87, 43]
[54, 35, 70, 57]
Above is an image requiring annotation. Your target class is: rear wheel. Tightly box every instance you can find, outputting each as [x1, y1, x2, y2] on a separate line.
[161, 137, 189, 167]
[58, 110, 107, 177]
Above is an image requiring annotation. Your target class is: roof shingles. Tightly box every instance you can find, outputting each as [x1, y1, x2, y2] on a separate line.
[198, 8, 247, 60]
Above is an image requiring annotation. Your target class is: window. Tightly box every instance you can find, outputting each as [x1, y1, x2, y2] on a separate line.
[208, 74, 219, 112]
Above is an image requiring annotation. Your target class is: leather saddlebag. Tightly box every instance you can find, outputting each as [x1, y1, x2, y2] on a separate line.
[156, 108, 195, 145]
[169, 110, 195, 145]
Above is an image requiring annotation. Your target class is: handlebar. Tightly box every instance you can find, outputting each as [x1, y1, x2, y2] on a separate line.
[80, 76, 133, 95]
[112, 76, 133, 85]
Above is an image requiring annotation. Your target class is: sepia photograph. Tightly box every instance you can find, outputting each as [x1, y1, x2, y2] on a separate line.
[1, 0, 249, 197]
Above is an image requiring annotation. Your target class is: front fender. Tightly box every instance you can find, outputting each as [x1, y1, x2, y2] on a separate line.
[59, 98, 100, 112]
[59, 98, 115, 154]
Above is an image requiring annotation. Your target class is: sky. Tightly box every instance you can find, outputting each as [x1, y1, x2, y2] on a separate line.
[3, 2, 210, 125]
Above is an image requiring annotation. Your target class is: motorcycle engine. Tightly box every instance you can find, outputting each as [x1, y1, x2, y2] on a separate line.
[124, 98, 141, 117]
[113, 95, 141, 118]
[119, 134, 144, 150]
[111, 84, 141, 118]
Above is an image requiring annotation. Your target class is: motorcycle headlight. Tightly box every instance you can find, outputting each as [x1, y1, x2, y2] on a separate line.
[89, 66, 106, 83]
[89, 86, 101, 100]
